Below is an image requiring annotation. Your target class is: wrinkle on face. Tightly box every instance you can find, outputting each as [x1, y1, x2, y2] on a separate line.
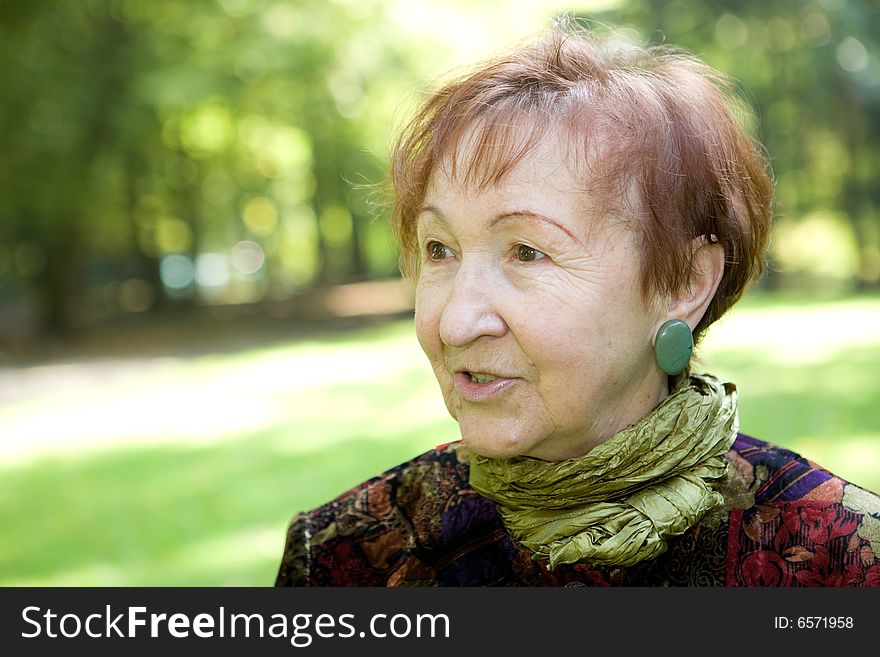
[414, 126, 667, 461]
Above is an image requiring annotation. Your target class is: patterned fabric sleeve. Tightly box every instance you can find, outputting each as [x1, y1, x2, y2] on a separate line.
[274, 444, 468, 586]
[274, 513, 311, 586]
[726, 435, 880, 586]
[275, 436, 880, 586]
[726, 490, 880, 586]
[274, 481, 407, 586]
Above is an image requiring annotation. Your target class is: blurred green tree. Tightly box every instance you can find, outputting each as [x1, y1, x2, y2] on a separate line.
[593, 0, 880, 290]
[1, 0, 878, 338]
[0, 0, 408, 335]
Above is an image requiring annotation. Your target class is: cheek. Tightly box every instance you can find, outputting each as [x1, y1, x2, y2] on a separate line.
[524, 297, 646, 385]
[413, 311, 435, 362]
[414, 287, 442, 359]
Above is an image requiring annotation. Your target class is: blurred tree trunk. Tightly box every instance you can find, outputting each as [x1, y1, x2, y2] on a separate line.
[313, 198, 331, 285]
[349, 213, 368, 280]
[177, 181, 202, 306]
[39, 14, 129, 335]
[124, 155, 165, 309]
[833, 69, 876, 291]
[39, 222, 82, 334]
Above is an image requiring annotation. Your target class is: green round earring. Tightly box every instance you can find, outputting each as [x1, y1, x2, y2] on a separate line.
[654, 319, 694, 375]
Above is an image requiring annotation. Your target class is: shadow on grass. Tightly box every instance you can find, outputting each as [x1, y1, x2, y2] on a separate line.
[3, 310, 417, 368]
[0, 419, 451, 586]
[2, 295, 878, 585]
[701, 343, 880, 493]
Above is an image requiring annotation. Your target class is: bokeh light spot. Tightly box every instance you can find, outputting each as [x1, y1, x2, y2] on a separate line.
[242, 197, 279, 236]
[195, 253, 231, 288]
[234, 49, 268, 82]
[201, 170, 237, 205]
[801, 11, 831, 46]
[230, 240, 265, 276]
[836, 37, 869, 72]
[261, 3, 299, 38]
[155, 218, 194, 254]
[180, 104, 234, 157]
[118, 279, 156, 313]
[318, 205, 353, 248]
[715, 14, 748, 49]
[160, 254, 196, 290]
[772, 212, 859, 283]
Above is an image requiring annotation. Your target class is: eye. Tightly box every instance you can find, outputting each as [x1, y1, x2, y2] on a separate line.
[515, 244, 547, 262]
[427, 241, 454, 260]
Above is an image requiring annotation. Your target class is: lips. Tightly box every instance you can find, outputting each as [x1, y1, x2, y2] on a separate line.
[453, 371, 517, 402]
[466, 371, 498, 383]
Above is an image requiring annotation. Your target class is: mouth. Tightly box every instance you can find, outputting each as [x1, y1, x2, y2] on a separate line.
[465, 372, 499, 384]
[452, 370, 517, 402]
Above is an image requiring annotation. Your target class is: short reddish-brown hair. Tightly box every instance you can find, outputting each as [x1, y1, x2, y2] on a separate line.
[389, 23, 774, 344]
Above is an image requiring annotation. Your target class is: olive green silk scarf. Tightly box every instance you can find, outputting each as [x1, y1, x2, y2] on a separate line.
[468, 374, 738, 570]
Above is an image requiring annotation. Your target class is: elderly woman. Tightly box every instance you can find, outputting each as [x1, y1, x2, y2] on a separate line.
[275, 26, 880, 586]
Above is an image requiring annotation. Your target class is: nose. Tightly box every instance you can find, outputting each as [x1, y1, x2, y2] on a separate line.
[438, 261, 508, 347]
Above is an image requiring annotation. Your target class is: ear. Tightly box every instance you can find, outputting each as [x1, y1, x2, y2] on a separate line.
[665, 237, 725, 331]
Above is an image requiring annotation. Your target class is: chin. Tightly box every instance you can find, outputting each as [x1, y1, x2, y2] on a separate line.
[459, 427, 539, 460]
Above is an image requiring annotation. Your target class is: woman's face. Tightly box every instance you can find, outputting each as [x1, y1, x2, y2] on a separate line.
[414, 130, 669, 461]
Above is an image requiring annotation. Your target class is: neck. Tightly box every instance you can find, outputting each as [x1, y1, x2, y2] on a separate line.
[527, 369, 671, 462]
[468, 373, 738, 569]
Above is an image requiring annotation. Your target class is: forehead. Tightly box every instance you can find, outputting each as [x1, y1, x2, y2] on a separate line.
[423, 119, 626, 228]
[428, 122, 580, 198]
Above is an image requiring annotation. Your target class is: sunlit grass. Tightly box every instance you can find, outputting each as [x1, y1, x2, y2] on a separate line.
[0, 292, 878, 586]
[697, 293, 880, 490]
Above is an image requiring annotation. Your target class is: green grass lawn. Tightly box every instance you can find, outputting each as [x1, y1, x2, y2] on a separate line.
[1, 292, 878, 586]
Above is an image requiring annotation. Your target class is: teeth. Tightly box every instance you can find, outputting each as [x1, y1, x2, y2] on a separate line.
[469, 373, 498, 383]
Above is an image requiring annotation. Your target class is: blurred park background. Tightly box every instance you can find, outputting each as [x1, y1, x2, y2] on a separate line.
[1, 0, 879, 586]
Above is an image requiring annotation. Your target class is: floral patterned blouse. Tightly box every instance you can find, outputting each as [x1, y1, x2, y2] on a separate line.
[275, 434, 880, 586]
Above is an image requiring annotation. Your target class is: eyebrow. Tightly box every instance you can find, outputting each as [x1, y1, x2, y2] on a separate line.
[416, 206, 448, 226]
[490, 211, 582, 245]
[417, 206, 583, 246]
